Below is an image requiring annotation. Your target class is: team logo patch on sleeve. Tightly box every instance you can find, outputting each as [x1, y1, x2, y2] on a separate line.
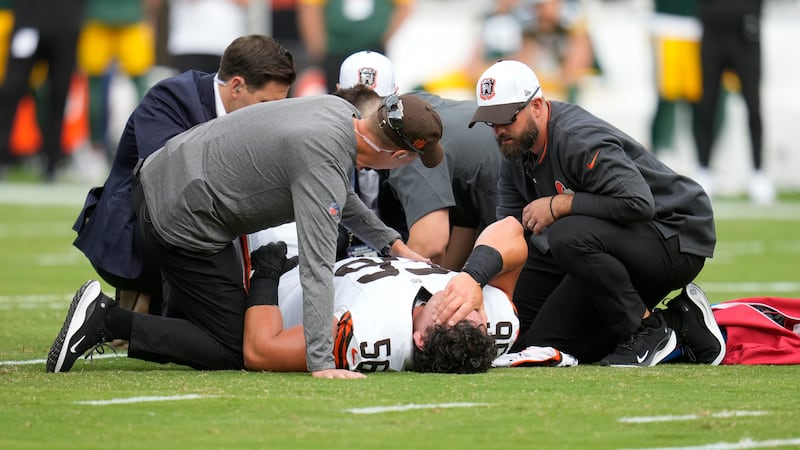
[555, 181, 574, 195]
[328, 202, 341, 218]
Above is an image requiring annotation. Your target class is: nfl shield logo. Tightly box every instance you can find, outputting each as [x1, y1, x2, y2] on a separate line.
[479, 78, 496, 100]
[358, 68, 377, 89]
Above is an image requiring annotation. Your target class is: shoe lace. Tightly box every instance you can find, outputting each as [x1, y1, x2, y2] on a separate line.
[83, 329, 117, 363]
[616, 334, 640, 351]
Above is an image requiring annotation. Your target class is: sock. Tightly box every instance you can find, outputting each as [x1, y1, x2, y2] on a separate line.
[641, 314, 661, 329]
[104, 302, 133, 340]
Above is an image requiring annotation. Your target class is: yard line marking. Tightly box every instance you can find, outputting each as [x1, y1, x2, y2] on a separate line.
[0, 293, 78, 310]
[75, 394, 211, 406]
[620, 437, 800, 450]
[0, 294, 72, 303]
[344, 402, 487, 414]
[0, 183, 91, 206]
[0, 353, 126, 366]
[618, 410, 768, 424]
[701, 282, 800, 294]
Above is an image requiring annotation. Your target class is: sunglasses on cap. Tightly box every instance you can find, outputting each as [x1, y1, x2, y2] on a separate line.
[482, 86, 540, 127]
[380, 95, 425, 156]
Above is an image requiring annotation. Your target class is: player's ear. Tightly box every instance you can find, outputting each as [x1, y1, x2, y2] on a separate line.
[413, 330, 425, 350]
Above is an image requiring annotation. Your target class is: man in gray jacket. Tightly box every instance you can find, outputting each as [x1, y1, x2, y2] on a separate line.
[48, 92, 443, 379]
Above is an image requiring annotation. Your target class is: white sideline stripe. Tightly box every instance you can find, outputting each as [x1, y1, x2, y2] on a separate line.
[345, 402, 487, 414]
[701, 282, 800, 294]
[75, 394, 210, 406]
[620, 437, 800, 450]
[0, 352, 125, 366]
[618, 410, 769, 424]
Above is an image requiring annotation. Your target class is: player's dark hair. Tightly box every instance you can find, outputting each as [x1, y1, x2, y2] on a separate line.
[217, 34, 296, 88]
[333, 84, 382, 115]
[412, 321, 497, 374]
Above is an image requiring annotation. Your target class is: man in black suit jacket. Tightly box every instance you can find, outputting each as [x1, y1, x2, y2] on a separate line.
[71, 35, 296, 315]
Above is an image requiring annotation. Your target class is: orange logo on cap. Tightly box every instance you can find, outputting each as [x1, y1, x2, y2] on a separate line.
[479, 78, 496, 101]
[413, 138, 426, 150]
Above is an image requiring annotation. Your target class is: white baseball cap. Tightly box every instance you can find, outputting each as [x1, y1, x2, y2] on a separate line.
[468, 60, 543, 128]
[338, 50, 397, 97]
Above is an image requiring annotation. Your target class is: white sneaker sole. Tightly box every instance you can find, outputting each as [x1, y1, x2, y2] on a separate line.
[650, 329, 678, 366]
[49, 280, 101, 372]
[685, 284, 726, 365]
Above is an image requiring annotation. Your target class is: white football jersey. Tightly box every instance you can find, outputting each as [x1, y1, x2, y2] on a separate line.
[278, 256, 519, 372]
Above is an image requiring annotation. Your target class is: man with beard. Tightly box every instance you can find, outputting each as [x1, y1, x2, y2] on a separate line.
[434, 59, 717, 367]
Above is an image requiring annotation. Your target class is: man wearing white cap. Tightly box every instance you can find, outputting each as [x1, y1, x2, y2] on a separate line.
[335, 50, 400, 257]
[336, 50, 502, 270]
[338, 50, 398, 97]
[435, 59, 718, 367]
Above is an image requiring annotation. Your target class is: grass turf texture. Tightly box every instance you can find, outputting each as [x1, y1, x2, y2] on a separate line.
[2, 197, 800, 449]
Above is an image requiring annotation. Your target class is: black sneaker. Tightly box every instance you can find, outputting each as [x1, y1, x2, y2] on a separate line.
[600, 313, 677, 367]
[664, 283, 726, 365]
[47, 280, 116, 373]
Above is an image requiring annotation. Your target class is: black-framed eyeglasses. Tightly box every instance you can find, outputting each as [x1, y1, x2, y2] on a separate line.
[380, 95, 425, 155]
[483, 86, 540, 128]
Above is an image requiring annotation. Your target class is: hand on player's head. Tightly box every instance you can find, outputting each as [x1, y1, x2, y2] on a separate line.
[433, 273, 487, 327]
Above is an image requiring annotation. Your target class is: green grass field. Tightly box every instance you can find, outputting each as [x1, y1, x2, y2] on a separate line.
[2, 183, 800, 450]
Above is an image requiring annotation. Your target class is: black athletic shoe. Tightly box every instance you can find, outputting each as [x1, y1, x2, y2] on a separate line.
[47, 280, 115, 373]
[600, 313, 677, 367]
[664, 283, 726, 365]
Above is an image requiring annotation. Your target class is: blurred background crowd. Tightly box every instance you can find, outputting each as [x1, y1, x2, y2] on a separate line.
[0, 0, 797, 203]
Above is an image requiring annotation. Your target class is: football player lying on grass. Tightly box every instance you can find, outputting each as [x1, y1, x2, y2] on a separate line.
[243, 217, 574, 374]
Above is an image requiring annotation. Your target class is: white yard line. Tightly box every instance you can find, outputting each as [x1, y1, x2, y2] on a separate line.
[617, 412, 800, 450]
[344, 402, 487, 414]
[0, 352, 125, 366]
[620, 437, 800, 450]
[75, 394, 211, 406]
[618, 410, 769, 424]
[701, 282, 800, 294]
[0, 183, 91, 206]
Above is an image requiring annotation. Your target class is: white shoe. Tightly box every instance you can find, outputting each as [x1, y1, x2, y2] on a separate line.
[492, 346, 578, 368]
[693, 168, 715, 198]
[748, 171, 776, 205]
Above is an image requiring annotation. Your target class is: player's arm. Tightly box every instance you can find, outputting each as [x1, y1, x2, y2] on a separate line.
[243, 305, 309, 372]
[436, 217, 525, 326]
[244, 307, 365, 378]
[472, 216, 526, 297]
[406, 209, 450, 264]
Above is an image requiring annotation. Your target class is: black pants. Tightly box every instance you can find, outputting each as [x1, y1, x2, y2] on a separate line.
[694, 18, 762, 169]
[0, 23, 80, 177]
[126, 196, 247, 370]
[513, 216, 705, 363]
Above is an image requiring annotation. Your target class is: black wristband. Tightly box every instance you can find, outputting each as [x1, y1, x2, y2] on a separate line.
[461, 245, 504, 288]
[246, 278, 279, 308]
[549, 195, 557, 220]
